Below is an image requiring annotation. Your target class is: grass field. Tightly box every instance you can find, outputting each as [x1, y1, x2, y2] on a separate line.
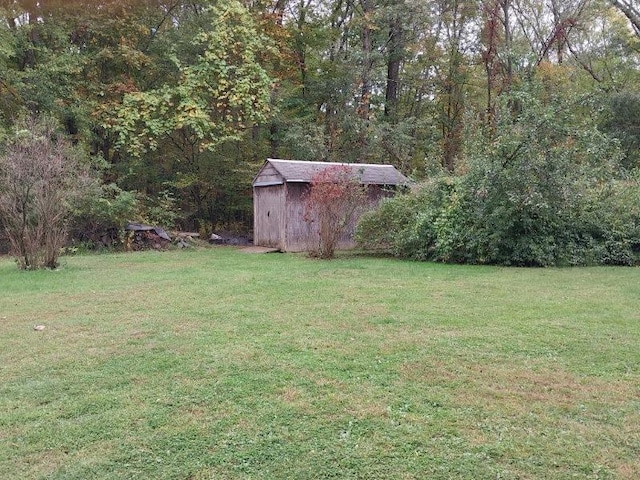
[1, 248, 639, 479]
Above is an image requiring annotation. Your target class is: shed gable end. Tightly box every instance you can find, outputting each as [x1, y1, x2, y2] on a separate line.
[253, 162, 285, 187]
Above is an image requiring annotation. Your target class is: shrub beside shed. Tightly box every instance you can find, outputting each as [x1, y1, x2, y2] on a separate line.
[252, 158, 409, 252]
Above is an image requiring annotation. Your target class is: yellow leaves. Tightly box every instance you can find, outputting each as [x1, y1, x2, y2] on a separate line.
[535, 60, 574, 91]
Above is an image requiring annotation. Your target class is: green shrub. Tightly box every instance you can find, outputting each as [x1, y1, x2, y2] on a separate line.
[357, 84, 640, 267]
[356, 178, 454, 259]
[356, 190, 420, 254]
[69, 183, 138, 249]
[69, 184, 180, 250]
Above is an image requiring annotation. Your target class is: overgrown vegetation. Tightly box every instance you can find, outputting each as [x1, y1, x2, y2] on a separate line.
[1, 249, 639, 478]
[357, 84, 640, 266]
[0, 1, 639, 239]
[69, 184, 180, 251]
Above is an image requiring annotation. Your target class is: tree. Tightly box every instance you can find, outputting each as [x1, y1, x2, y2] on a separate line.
[110, 1, 272, 158]
[604, 91, 640, 169]
[611, 0, 640, 36]
[0, 117, 93, 269]
[358, 82, 637, 266]
[108, 0, 273, 228]
[303, 165, 367, 259]
[437, 0, 477, 170]
[1, 0, 638, 240]
[384, 2, 403, 121]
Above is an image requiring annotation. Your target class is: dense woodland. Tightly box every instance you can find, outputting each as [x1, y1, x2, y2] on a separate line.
[1, 0, 639, 264]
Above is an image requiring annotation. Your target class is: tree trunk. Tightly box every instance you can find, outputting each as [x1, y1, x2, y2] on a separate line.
[611, 0, 640, 37]
[384, 13, 402, 121]
[273, 0, 288, 26]
[358, 0, 374, 121]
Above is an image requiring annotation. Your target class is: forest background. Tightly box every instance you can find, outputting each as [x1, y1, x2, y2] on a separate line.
[0, 0, 639, 263]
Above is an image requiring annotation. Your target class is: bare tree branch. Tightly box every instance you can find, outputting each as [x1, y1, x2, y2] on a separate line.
[611, 0, 640, 37]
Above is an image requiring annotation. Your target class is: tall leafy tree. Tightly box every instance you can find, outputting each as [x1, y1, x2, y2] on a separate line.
[109, 1, 272, 228]
[1, 0, 639, 238]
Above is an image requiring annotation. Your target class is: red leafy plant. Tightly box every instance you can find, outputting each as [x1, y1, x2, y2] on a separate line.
[303, 164, 367, 259]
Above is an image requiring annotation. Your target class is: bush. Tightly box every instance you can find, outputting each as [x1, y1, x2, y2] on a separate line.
[358, 174, 640, 266]
[0, 117, 94, 269]
[303, 165, 367, 259]
[69, 183, 138, 249]
[573, 179, 640, 266]
[356, 189, 421, 254]
[357, 85, 640, 266]
[356, 177, 462, 260]
[69, 185, 180, 250]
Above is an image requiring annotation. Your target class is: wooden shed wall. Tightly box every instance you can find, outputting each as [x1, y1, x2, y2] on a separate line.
[283, 183, 314, 252]
[253, 185, 285, 249]
[253, 173, 399, 252]
[281, 183, 391, 252]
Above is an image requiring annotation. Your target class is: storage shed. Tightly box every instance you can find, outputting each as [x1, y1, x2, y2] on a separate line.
[252, 159, 409, 252]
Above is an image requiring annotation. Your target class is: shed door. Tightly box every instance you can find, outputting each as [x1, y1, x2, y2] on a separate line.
[253, 185, 284, 248]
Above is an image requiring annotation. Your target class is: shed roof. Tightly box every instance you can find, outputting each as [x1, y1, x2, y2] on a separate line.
[253, 159, 409, 187]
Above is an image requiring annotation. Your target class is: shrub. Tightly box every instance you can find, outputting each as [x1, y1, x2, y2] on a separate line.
[303, 165, 367, 259]
[356, 190, 421, 254]
[69, 185, 180, 250]
[573, 179, 640, 266]
[356, 177, 458, 260]
[357, 85, 640, 266]
[0, 117, 94, 269]
[68, 183, 139, 249]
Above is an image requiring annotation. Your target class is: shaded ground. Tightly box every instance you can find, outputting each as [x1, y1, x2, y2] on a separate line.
[238, 246, 281, 254]
[210, 231, 253, 246]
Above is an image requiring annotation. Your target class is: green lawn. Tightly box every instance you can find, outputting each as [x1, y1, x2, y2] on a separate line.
[1, 248, 639, 479]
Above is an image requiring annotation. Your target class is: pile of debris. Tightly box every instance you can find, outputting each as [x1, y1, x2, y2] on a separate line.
[174, 231, 200, 248]
[125, 223, 171, 250]
[124, 223, 253, 250]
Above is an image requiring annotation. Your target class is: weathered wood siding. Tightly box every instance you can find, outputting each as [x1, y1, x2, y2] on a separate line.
[253, 158, 406, 252]
[280, 184, 391, 252]
[284, 183, 314, 252]
[253, 185, 285, 249]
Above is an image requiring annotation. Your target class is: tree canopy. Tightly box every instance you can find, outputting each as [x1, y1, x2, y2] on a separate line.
[0, 0, 639, 259]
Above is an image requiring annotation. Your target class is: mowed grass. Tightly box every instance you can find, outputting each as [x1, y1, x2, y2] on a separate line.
[0, 248, 639, 479]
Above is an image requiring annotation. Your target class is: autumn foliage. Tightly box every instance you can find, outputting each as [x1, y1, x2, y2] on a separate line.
[303, 165, 367, 259]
